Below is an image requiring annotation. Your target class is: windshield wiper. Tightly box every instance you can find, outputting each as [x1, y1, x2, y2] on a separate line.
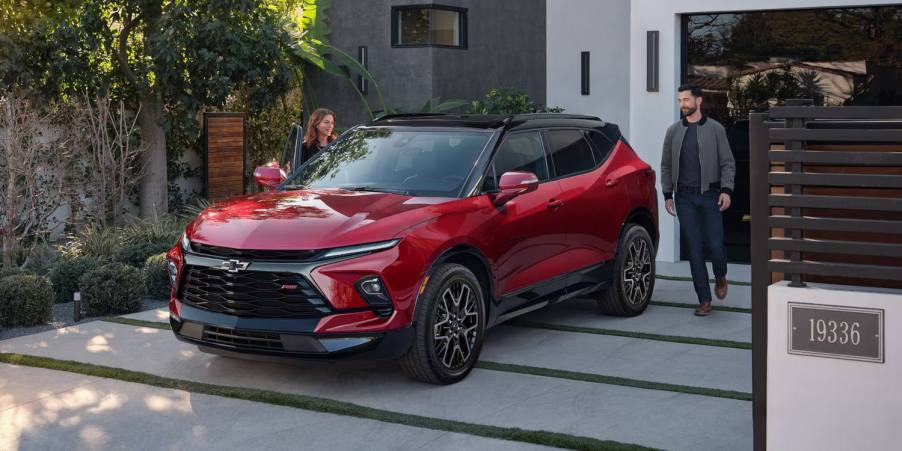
[339, 185, 414, 196]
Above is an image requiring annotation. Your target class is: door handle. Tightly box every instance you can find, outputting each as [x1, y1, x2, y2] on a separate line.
[547, 199, 564, 209]
[605, 177, 620, 188]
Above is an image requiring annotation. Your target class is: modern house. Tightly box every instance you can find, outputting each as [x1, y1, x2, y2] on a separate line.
[309, 0, 547, 125]
[313, 0, 902, 264]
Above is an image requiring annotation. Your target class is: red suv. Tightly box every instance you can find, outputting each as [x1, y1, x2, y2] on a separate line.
[167, 113, 658, 384]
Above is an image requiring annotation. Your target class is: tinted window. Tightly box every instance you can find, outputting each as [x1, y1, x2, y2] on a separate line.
[547, 130, 595, 177]
[586, 131, 615, 164]
[283, 128, 491, 197]
[482, 132, 548, 192]
[394, 6, 465, 48]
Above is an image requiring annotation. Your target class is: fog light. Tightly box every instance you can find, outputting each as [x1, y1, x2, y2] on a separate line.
[356, 276, 393, 318]
[361, 279, 387, 300]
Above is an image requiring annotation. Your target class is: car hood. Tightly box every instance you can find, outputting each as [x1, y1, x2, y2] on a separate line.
[187, 189, 452, 250]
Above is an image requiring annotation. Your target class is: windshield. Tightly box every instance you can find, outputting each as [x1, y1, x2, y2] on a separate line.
[281, 127, 492, 197]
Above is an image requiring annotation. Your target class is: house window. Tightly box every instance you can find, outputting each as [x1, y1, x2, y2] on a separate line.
[392, 5, 467, 48]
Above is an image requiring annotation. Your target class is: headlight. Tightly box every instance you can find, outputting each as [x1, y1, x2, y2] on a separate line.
[180, 233, 190, 252]
[167, 260, 179, 287]
[322, 239, 400, 259]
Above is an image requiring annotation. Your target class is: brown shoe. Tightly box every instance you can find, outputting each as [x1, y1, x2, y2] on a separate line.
[715, 277, 728, 300]
[695, 302, 712, 316]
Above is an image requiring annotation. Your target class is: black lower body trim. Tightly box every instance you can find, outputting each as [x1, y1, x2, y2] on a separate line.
[171, 302, 414, 362]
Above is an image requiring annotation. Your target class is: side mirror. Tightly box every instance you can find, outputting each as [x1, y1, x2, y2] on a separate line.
[492, 171, 539, 206]
[254, 162, 286, 190]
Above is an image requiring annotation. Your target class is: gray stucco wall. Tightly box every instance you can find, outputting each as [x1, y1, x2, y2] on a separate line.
[308, 0, 546, 129]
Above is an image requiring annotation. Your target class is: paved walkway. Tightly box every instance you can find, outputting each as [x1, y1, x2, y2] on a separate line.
[1, 266, 753, 450]
[1, 363, 553, 451]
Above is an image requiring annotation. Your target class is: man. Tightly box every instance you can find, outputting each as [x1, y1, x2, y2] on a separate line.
[660, 84, 736, 316]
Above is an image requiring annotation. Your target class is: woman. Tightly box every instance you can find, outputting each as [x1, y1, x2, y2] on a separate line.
[300, 108, 338, 165]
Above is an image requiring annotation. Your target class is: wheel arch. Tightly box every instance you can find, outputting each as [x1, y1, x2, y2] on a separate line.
[417, 245, 496, 324]
[620, 207, 658, 252]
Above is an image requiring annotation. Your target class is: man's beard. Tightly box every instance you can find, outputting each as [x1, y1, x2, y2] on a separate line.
[681, 106, 698, 117]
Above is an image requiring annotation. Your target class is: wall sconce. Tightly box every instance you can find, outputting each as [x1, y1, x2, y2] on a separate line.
[358, 46, 368, 94]
[647, 31, 659, 92]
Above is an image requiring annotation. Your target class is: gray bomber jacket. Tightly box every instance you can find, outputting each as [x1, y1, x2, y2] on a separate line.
[660, 116, 736, 200]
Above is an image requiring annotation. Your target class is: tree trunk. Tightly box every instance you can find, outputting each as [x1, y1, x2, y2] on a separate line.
[1, 234, 11, 269]
[2, 174, 16, 269]
[138, 92, 167, 218]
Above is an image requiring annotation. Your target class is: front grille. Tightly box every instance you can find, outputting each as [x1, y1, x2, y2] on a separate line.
[202, 326, 284, 350]
[190, 242, 324, 262]
[180, 266, 331, 318]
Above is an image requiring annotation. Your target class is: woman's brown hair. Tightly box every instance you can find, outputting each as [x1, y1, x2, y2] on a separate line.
[303, 108, 338, 145]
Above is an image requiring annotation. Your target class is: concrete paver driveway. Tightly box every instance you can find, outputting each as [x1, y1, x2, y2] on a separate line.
[1, 273, 753, 450]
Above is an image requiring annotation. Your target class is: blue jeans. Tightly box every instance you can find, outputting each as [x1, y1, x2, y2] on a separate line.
[675, 188, 727, 303]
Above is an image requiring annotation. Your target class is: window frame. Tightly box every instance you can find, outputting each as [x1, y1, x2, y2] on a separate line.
[584, 129, 617, 168]
[391, 4, 468, 49]
[479, 130, 551, 195]
[541, 128, 601, 181]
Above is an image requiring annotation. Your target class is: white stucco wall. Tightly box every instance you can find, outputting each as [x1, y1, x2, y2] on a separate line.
[549, 0, 900, 262]
[768, 281, 902, 450]
[546, 0, 631, 137]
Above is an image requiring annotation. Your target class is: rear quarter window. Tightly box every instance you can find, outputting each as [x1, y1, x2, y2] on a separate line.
[586, 130, 616, 165]
[546, 130, 595, 177]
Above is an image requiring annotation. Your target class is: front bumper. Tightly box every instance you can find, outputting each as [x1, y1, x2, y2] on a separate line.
[170, 302, 414, 360]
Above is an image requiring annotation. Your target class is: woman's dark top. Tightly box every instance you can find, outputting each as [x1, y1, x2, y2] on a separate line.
[300, 140, 328, 165]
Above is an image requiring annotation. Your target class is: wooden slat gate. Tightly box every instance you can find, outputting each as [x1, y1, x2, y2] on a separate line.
[204, 112, 248, 201]
[749, 103, 902, 450]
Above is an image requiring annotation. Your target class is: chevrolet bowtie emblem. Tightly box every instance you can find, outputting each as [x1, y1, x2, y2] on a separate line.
[220, 259, 250, 273]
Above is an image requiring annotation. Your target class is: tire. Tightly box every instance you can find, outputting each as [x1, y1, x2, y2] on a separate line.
[597, 224, 655, 317]
[400, 263, 486, 384]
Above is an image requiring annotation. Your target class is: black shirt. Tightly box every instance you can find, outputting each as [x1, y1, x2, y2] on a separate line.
[300, 140, 328, 164]
[678, 123, 701, 189]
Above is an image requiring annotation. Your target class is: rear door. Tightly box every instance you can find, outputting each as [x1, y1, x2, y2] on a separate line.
[544, 129, 628, 292]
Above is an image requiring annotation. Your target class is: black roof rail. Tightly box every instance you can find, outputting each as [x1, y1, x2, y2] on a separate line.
[509, 112, 605, 124]
[372, 112, 452, 122]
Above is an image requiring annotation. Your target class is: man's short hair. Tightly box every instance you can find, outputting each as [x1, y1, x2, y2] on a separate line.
[677, 83, 703, 98]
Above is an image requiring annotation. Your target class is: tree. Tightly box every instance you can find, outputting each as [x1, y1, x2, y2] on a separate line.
[78, 95, 146, 227]
[1, 1, 301, 218]
[0, 95, 70, 268]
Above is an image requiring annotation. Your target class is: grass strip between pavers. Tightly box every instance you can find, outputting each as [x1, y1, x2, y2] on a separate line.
[651, 301, 752, 314]
[105, 316, 749, 403]
[510, 320, 752, 350]
[107, 317, 751, 350]
[476, 361, 752, 402]
[656, 275, 751, 286]
[0, 353, 656, 451]
[103, 317, 171, 330]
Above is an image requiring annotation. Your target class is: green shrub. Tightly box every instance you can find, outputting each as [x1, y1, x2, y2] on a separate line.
[48, 256, 99, 304]
[468, 88, 565, 115]
[119, 216, 185, 248]
[57, 224, 121, 261]
[178, 197, 212, 219]
[79, 262, 145, 316]
[0, 266, 29, 280]
[22, 242, 60, 275]
[143, 253, 171, 299]
[0, 274, 53, 327]
[113, 241, 172, 268]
